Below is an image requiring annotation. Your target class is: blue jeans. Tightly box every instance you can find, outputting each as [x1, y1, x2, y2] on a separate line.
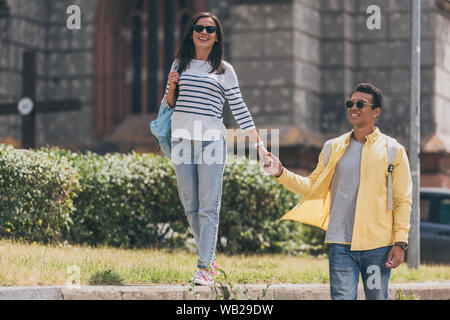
[328, 244, 393, 300]
[171, 137, 227, 269]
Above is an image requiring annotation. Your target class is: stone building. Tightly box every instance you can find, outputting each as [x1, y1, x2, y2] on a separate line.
[0, 0, 449, 187]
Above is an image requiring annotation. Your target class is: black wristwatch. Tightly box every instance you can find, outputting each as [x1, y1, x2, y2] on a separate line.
[394, 242, 408, 251]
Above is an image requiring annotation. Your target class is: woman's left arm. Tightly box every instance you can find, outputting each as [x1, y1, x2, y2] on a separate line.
[224, 65, 269, 162]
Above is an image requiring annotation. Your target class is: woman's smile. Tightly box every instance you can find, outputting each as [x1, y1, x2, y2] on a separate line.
[198, 35, 211, 42]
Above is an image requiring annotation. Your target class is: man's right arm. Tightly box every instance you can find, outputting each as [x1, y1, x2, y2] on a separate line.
[267, 148, 327, 197]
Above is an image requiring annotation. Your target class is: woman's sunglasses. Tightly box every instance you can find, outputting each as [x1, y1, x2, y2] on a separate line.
[345, 100, 374, 109]
[192, 24, 217, 34]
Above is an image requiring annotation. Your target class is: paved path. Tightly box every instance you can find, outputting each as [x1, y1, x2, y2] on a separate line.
[0, 282, 449, 300]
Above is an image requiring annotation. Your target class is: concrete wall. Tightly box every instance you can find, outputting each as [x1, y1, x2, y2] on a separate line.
[319, 0, 440, 148]
[226, 0, 448, 150]
[293, 0, 322, 136]
[0, 0, 47, 146]
[354, 0, 437, 148]
[229, 0, 295, 128]
[320, 0, 355, 136]
[36, 0, 96, 148]
[0, 0, 96, 148]
[433, 8, 450, 151]
[228, 0, 323, 149]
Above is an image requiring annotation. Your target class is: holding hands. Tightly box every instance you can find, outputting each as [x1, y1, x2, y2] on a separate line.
[260, 149, 283, 178]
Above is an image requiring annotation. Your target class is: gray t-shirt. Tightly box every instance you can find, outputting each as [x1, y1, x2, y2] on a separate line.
[325, 137, 364, 244]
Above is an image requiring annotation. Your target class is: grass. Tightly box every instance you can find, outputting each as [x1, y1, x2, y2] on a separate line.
[395, 289, 420, 300]
[87, 269, 125, 286]
[0, 240, 449, 286]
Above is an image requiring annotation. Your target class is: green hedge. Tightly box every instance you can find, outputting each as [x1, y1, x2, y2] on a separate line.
[0, 144, 79, 243]
[0, 144, 326, 255]
[219, 156, 302, 254]
[220, 157, 326, 255]
[41, 148, 188, 248]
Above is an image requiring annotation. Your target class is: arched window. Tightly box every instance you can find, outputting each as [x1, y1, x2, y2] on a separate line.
[94, 0, 206, 142]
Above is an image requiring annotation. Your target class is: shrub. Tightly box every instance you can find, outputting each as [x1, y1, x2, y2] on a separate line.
[218, 156, 316, 255]
[47, 149, 189, 249]
[1, 144, 326, 256]
[0, 144, 79, 243]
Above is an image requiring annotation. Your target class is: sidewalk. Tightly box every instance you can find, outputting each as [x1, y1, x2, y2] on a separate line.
[1, 282, 449, 300]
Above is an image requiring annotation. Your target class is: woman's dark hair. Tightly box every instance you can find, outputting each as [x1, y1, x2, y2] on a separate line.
[354, 82, 383, 109]
[175, 12, 225, 75]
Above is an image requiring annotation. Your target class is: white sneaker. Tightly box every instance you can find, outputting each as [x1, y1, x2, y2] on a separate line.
[192, 269, 215, 286]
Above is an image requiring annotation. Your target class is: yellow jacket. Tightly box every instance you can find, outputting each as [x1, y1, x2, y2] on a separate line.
[276, 128, 412, 251]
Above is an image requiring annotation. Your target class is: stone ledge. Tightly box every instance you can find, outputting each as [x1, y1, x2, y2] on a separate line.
[1, 282, 449, 300]
[0, 286, 63, 300]
[61, 282, 450, 300]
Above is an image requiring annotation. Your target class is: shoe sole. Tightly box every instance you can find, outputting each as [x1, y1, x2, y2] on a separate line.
[193, 279, 215, 286]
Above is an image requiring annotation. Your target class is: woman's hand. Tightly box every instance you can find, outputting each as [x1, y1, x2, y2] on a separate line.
[166, 71, 180, 107]
[168, 71, 180, 91]
[257, 145, 271, 167]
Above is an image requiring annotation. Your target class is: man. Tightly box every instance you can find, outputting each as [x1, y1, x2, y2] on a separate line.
[264, 83, 412, 300]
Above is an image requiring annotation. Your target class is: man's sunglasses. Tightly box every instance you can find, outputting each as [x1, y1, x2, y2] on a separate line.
[192, 25, 217, 34]
[345, 100, 374, 109]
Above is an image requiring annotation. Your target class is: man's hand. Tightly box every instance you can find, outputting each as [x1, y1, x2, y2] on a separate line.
[263, 152, 283, 177]
[385, 246, 405, 269]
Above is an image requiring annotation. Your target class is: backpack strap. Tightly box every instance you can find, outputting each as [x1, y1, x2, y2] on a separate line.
[174, 60, 180, 100]
[386, 136, 398, 211]
[162, 60, 180, 110]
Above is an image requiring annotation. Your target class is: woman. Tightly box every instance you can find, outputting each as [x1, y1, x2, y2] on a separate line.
[162, 12, 269, 286]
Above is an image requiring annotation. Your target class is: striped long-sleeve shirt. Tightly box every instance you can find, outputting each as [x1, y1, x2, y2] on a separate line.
[162, 59, 256, 141]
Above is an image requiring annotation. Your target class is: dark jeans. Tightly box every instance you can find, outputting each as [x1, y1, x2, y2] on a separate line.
[328, 244, 393, 300]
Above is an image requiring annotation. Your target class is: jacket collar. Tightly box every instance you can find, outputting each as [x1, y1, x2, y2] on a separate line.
[345, 127, 381, 145]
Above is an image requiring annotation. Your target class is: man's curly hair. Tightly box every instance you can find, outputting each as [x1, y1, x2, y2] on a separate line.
[354, 83, 383, 109]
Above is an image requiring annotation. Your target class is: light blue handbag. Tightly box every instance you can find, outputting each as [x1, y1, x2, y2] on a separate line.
[150, 100, 174, 158]
[150, 64, 179, 158]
